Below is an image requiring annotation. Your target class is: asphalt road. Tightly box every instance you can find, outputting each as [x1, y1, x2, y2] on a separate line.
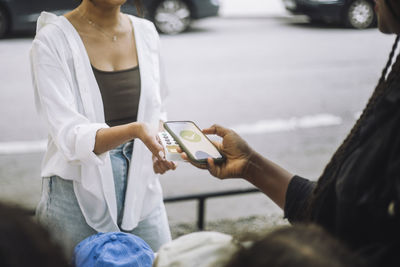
[0, 15, 396, 225]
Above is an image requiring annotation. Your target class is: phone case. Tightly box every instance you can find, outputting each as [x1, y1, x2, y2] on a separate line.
[163, 121, 225, 164]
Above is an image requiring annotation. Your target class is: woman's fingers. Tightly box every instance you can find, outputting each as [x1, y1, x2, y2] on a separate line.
[179, 149, 190, 162]
[136, 123, 178, 173]
[202, 124, 230, 137]
[145, 136, 165, 161]
[153, 157, 167, 174]
[153, 163, 164, 174]
[180, 152, 208, 169]
[210, 140, 223, 151]
[153, 155, 177, 174]
[160, 159, 176, 171]
[207, 157, 223, 178]
[138, 123, 165, 161]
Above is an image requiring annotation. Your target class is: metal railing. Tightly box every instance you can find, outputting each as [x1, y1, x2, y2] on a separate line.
[25, 187, 261, 230]
[164, 188, 260, 230]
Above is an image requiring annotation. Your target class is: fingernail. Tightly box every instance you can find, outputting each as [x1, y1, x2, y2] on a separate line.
[159, 151, 165, 159]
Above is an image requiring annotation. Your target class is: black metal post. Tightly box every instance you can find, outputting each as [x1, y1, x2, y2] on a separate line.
[163, 188, 260, 231]
[198, 197, 205, 230]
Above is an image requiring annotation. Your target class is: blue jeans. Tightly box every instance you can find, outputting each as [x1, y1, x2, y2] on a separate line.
[36, 141, 171, 258]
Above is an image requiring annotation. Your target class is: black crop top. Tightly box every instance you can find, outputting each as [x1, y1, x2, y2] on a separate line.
[92, 65, 141, 127]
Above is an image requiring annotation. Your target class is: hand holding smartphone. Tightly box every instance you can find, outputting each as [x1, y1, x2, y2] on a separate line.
[163, 121, 225, 164]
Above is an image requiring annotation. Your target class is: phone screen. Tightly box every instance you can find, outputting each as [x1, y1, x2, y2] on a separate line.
[164, 121, 224, 162]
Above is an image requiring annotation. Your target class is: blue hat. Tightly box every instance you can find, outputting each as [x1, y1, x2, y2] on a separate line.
[74, 232, 155, 267]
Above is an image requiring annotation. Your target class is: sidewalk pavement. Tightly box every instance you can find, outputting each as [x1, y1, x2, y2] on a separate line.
[219, 0, 290, 17]
[171, 214, 288, 239]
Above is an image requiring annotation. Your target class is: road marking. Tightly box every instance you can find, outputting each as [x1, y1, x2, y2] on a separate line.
[0, 140, 47, 155]
[0, 113, 357, 154]
[231, 114, 343, 135]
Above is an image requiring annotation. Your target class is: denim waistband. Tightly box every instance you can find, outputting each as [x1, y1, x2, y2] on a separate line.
[111, 140, 134, 155]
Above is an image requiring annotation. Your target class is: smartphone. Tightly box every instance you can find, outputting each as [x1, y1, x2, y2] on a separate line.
[163, 121, 225, 164]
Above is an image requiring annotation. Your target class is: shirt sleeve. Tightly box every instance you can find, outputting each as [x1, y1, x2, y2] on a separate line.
[284, 175, 316, 223]
[30, 35, 109, 166]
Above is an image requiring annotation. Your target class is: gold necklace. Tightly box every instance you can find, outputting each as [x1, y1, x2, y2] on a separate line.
[77, 8, 122, 42]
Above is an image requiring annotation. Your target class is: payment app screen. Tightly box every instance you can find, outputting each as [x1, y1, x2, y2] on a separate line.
[166, 122, 222, 160]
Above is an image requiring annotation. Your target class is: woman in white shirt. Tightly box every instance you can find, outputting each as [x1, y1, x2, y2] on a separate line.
[30, 0, 175, 257]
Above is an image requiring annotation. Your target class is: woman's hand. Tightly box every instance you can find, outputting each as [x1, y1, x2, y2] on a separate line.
[135, 122, 164, 159]
[180, 124, 255, 179]
[152, 155, 177, 174]
[180, 124, 293, 208]
[136, 123, 177, 174]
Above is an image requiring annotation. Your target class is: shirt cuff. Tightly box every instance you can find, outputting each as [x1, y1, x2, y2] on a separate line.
[284, 175, 316, 223]
[74, 123, 109, 165]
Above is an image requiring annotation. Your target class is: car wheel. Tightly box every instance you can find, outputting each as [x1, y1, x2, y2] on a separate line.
[346, 0, 375, 29]
[0, 6, 9, 38]
[153, 0, 191, 34]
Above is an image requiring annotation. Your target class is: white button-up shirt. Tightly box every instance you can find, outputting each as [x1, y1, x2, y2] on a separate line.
[30, 12, 168, 232]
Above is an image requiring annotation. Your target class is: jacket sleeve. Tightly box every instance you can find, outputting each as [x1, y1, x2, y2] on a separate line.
[284, 175, 316, 223]
[30, 35, 109, 166]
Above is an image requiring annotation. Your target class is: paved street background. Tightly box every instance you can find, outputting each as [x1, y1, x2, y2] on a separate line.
[0, 1, 396, 225]
[219, 0, 287, 17]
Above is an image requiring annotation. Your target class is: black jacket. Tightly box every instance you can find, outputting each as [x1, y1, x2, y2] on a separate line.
[284, 78, 400, 266]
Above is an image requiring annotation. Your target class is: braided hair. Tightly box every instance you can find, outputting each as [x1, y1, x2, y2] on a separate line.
[307, 35, 400, 222]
